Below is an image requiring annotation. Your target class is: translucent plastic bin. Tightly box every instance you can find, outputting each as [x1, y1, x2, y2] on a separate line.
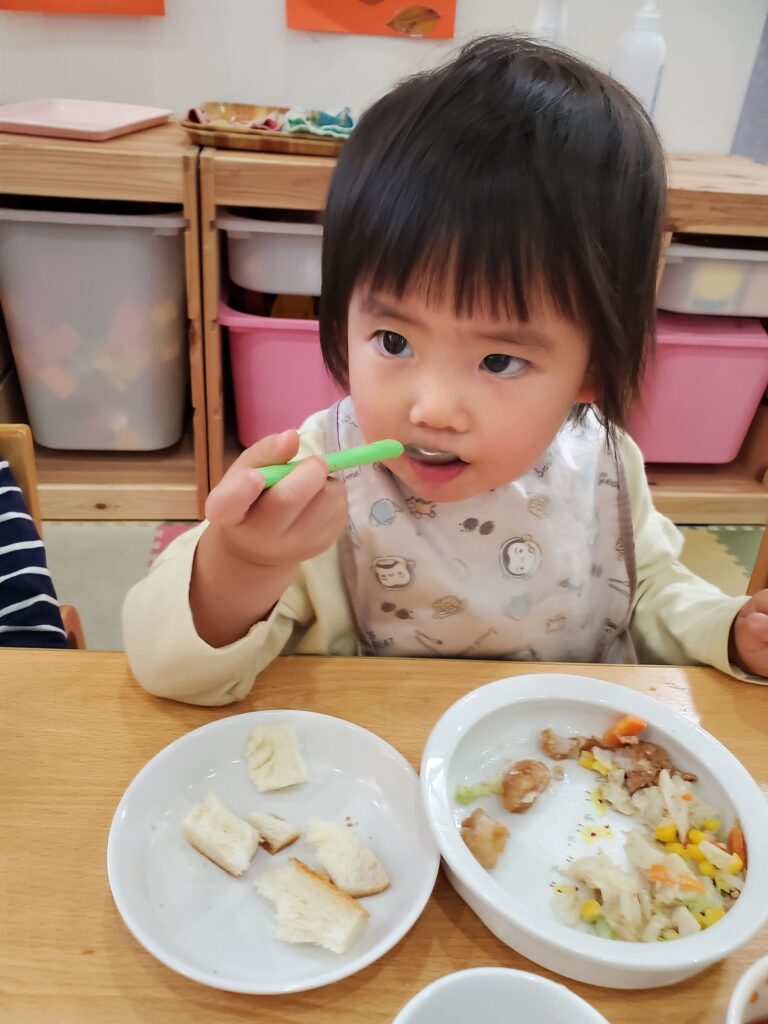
[216, 210, 323, 296]
[657, 240, 768, 317]
[219, 301, 345, 447]
[0, 204, 188, 451]
[628, 312, 768, 463]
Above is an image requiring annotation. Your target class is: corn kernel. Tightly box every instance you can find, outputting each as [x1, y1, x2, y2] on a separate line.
[664, 842, 686, 855]
[700, 907, 725, 928]
[685, 844, 705, 862]
[655, 822, 677, 843]
[687, 829, 705, 845]
[728, 854, 744, 874]
[579, 752, 595, 769]
[702, 819, 721, 833]
[698, 861, 717, 878]
[581, 899, 602, 923]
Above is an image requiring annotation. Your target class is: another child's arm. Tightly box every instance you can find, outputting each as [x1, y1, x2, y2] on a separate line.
[190, 429, 348, 648]
[621, 434, 765, 682]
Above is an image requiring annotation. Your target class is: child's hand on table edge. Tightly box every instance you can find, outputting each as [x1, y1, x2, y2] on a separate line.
[730, 590, 768, 678]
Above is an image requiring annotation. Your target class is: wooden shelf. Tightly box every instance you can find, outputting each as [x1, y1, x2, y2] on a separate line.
[0, 123, 208, 520]
[646, 462, 768, 525]
[35, 429, 199, 520]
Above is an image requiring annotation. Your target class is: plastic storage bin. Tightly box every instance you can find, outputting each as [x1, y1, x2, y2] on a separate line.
[628, 312, 768, 463]
[0, 204, 188, 451]
[216, 210, 323, 296]
[219, 302, 345, 447]
[657, 240, 768, 317]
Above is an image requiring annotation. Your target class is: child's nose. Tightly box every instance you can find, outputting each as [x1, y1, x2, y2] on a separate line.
[409, 378, 470, 433]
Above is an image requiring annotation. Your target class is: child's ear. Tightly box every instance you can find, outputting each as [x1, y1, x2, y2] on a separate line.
[576, 369, 597, 404]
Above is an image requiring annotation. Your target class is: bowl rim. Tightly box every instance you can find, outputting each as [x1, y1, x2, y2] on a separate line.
[421, 673, 768, 975]
[391, 966, 611, 1023]
[726, 953, 768, 1023]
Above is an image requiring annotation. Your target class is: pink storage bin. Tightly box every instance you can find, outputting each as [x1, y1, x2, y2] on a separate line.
[219, 301, 346, 447]
[628, 312, 768, 463]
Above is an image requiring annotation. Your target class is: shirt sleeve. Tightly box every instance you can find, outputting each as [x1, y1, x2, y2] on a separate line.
[621, 433, 764, 684]
[122, 410, 351, 705]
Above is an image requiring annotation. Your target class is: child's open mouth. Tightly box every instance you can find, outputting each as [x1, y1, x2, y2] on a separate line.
[403, 443, 468, 484]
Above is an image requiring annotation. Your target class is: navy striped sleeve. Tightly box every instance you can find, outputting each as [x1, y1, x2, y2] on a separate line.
[0, 459, 67, 649]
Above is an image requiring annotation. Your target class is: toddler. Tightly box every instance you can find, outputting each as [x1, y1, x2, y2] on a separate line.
[124, 36, 767, 704]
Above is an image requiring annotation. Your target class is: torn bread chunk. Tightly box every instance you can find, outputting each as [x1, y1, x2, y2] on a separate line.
[255, 857, 369, 954]
[460, 808, 509, 868]
[305, 817, 390, 897]
[183, 793, 260, 877]
[246, 810, 300, 854]
[246, 723, 308, 792]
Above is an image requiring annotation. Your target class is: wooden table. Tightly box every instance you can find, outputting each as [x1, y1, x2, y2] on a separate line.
[2, 652, 766, 1023]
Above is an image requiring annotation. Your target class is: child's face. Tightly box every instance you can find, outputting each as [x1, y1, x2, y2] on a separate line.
[347, 284, 595, 502]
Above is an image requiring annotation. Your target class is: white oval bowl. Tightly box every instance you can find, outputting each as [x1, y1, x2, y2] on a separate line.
[726, 954, 768, 1023]
[391, 967, 610, 1024]
[421, 673, 768, 990]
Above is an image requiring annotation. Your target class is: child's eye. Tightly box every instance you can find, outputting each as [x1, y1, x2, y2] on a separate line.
[481, 353, 528, 377]
[373, 330, 412, 358]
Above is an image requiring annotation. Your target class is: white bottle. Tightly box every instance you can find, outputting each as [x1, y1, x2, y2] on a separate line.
[532, 0, 567, 45]
[610, 0, 666, 115]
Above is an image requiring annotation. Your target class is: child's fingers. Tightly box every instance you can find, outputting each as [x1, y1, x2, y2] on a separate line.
[228, 429, 300, 477]
[741, 610, 768, 645]
[261, 456, 331, 528]
[205, 466, 267, 526]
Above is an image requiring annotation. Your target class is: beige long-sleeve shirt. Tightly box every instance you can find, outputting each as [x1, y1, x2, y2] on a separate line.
[123, 411, 759, 705]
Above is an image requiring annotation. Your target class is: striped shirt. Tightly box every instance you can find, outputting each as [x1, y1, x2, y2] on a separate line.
[0, 458, 66, 648]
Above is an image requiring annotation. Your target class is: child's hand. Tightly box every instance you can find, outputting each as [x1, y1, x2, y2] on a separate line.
[204, 429, 349, 569]
[730, 591, 768, 678]
[190, 430, 348, 648]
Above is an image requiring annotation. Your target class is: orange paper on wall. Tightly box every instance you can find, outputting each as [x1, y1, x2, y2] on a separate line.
[286, 1, 455, 39]
[0, 1, 164, 13]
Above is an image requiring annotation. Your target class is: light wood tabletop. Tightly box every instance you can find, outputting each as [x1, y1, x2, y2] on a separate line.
[2, 651, 766, 1023]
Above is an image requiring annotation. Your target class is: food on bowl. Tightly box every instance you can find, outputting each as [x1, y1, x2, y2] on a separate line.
[305, 817, 390, 897]
[460, 808, 509, 868]
[544, 718, 747, 942]
[502, 759, 552, 812]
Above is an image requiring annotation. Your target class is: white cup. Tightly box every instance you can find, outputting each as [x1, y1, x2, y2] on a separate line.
[726, 955, 768, 1024]
[391, 967, 610, 1024]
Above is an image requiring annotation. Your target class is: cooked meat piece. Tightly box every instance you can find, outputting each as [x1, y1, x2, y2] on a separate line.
[611, 741, 697, 795]
[540, 728, 610, 760]
[502, 759, 551, 812]
[460, 808, 509, 868]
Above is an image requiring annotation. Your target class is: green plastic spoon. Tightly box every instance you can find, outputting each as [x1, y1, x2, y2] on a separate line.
[258, 439, 404, 489]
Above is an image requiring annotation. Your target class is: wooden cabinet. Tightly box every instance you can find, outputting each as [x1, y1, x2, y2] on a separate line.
[0, 123, 208, 519]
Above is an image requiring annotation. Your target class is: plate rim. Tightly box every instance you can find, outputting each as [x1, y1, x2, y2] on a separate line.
[107, 708, 440, 994]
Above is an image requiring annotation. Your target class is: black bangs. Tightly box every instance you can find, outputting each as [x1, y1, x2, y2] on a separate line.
[320, 35, 666, 429]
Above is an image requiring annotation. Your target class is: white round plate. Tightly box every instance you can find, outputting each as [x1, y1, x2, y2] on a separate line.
[107, 710, 439, 994]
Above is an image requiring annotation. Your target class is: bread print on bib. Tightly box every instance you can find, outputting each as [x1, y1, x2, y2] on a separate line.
[370, 556, 416, 590]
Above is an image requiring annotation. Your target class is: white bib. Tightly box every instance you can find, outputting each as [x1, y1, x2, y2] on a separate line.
[327, 398, 637, 663]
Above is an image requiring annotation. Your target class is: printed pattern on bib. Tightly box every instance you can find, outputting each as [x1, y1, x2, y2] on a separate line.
[328, 398, 637, 663]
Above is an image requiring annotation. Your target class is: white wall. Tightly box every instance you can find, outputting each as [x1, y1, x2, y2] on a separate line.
[0, 0, 765, 154]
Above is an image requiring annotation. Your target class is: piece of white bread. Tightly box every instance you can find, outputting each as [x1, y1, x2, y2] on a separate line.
[246, 723, 308, 792]
[183, 793, 260, 877]
[246, 810, 300, 854]
[305, 817, 390, 897]
[255, 857, 369, 954]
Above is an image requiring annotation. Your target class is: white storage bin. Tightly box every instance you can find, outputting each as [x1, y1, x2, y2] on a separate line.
[657, 241, 768, 317]
[0, 205, 188, 451]
[216, 209, 323, 296]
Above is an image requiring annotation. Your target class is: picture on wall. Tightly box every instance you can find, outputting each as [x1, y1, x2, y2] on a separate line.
[286, 1, 455, 39]
[0, 1, 164, 13]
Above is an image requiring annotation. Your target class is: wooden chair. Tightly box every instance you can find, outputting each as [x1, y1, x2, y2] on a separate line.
[0, 423, 85, 649]
[747, 521, 768, 596]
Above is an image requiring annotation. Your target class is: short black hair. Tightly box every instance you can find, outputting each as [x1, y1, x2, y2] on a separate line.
[319, 34, 667, 430]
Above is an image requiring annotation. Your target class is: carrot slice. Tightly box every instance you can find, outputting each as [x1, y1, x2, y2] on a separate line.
[728, 826, 747, 867]
[648, 864, 706, 892]
[603, 714, 647, 747]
